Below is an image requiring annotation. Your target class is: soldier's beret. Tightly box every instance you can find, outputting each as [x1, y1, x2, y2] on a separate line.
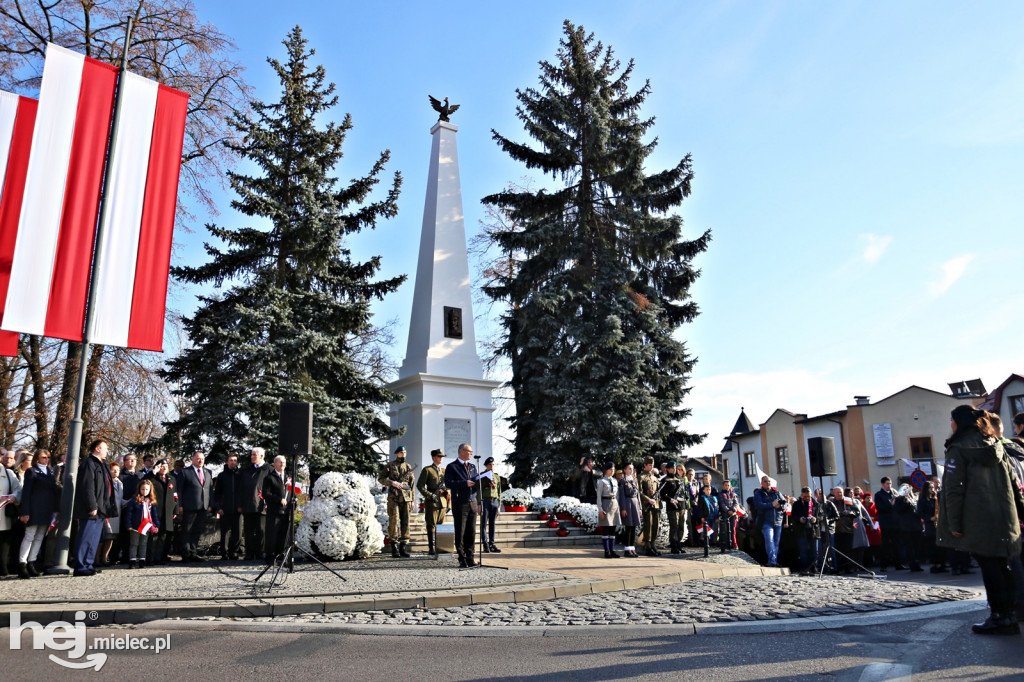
[395, 446, 407, 454]
[643, 456, 655, 466]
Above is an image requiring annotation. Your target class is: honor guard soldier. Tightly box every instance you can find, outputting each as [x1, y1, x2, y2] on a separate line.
[416, 449, 449, 556]
[639, 456, 662, 556]
[379, 446, 415, 557]
[660, 461, 688, 554]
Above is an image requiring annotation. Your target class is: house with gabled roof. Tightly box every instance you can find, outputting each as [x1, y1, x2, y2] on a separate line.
[719, 384, 977, 498]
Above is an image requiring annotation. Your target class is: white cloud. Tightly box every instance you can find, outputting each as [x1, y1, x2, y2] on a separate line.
[860, 233, 892, 266]
[928, 254, 975, 297]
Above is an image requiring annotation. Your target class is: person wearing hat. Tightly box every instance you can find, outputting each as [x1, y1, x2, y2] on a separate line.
[938, 404, 1024, 635]
[416, 449, 449, 556]
[660, 461, 688, 554]
[479, 456, 503, 554]
[596, 461, 621, 558]
[379, 446, 415, 557]
[639, 456, 661, 556]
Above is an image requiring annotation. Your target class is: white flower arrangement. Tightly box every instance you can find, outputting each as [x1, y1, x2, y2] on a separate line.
[533, 497, 563, 514]
[353, 517, 385, 558]
[312, 472, 348, 499]
[295, 519, 316, 554]
[571, 503, 600, 532]
[299, 498, 334, 525]
[315, 516, 358, 558]
[336, 487, 376, 519]
[501, 487, 533, 508]
[296, 470, 389, 560]
[552, 496, 581, 514]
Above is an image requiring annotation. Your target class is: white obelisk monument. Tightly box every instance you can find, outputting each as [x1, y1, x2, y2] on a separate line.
[388, 115, 500, 473]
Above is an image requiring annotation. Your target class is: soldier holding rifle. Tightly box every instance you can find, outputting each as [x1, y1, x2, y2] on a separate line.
[416, 449, 449, 556]
[379, 446, 415, 558]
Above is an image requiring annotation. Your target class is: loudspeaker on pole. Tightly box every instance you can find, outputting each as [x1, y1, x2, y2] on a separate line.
[808, 436, 838, 477]
[279, 401, 313, 455]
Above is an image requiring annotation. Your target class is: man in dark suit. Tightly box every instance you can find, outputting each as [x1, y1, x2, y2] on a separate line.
[214, 453, 242, 560]
[443, 442, 479, 567]
[73, 439, 116, 576]
[262, 455, 291, 564]
[177, 451, 213, 562]
[240, 447, 270, 560]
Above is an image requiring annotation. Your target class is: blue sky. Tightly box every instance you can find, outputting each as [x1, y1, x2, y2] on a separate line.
[177, 1, 1024, 456]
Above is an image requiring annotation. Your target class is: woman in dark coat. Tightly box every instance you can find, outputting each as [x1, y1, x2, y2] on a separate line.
[617, 463, 642, 558]
[16, 450, 59, 577]
[938, 405, 1024, 635]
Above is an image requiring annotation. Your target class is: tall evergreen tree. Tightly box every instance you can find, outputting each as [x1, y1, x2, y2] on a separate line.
[484, 21, 710, 487]
[160, 27, 404, 475]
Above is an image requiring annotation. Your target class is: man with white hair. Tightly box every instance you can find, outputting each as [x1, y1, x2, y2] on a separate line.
[262, 455, 291, 563]
[240, 447, 270, 561]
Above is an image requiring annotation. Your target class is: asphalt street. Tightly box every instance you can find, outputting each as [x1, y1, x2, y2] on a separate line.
[5, 605, 1023, 680]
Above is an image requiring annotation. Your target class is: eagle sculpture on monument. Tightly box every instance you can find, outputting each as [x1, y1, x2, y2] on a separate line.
[429, 95, 460, 122]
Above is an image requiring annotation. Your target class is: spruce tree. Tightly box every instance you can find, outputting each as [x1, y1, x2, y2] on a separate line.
[484, 21, 710, 487]
[160, 27, 404, 475]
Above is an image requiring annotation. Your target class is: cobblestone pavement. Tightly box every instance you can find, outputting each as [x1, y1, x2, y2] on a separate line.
[189, 575, 975, 627]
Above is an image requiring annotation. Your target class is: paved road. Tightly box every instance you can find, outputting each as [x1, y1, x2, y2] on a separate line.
[4, 606, 1023, 680]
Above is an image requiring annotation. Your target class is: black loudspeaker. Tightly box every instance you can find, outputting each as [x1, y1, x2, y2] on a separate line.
[808, 436, 837, 477]
[279, 402, 313, 455]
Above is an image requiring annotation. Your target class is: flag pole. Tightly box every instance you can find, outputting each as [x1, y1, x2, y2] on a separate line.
[49, 17, 136, 574]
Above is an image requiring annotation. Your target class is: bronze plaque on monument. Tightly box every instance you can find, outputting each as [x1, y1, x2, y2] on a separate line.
[444, 306, 463, 339]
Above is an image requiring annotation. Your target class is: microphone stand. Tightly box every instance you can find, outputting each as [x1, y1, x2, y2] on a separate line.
[473, 454, 484, 569]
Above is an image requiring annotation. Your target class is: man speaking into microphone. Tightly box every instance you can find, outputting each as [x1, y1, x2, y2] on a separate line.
[444, 443, 478, 567]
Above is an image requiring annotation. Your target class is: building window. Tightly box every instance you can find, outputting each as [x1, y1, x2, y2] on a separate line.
[776, 447, 790, 474]
[722, 458, 730, 482]
[1010, 394, 1024, 417]
[910, 437, 934, 463]
[744, 452, 755, 477]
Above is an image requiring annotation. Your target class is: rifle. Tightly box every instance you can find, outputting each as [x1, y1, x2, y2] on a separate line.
[385, 463, 417, 499]
[426, 480, 449, 506]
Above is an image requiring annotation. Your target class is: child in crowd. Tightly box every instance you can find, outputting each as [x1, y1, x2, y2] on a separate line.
[123, 478, 160, 569]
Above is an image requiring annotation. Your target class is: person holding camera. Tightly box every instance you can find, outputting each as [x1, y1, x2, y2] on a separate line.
[791, 487, 819, 574]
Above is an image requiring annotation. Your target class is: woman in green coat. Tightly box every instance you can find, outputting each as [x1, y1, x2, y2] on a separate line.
[937, 405, 1024, 635]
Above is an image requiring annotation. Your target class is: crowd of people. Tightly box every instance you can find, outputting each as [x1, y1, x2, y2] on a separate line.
[0, 441, 298, 579]
[586, 457, 742, 559]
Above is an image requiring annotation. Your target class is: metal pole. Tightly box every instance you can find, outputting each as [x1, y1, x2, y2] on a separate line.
[48, 17, 135, 574]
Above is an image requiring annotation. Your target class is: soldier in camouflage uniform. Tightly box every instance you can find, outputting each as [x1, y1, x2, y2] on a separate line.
[416, 449, 449, 556]
[660, 461, 689, 554]
[378, 446, 415, 557]
[639, 455, 662, 556]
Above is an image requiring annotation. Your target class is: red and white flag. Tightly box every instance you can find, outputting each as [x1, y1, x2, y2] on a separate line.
[0, 43, 188, 352]
[137, 501, 154, 535]
[0, 90, 38, 357]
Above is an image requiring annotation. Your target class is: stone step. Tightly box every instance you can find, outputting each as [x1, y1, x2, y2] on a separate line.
[400, 534, 602, 551]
